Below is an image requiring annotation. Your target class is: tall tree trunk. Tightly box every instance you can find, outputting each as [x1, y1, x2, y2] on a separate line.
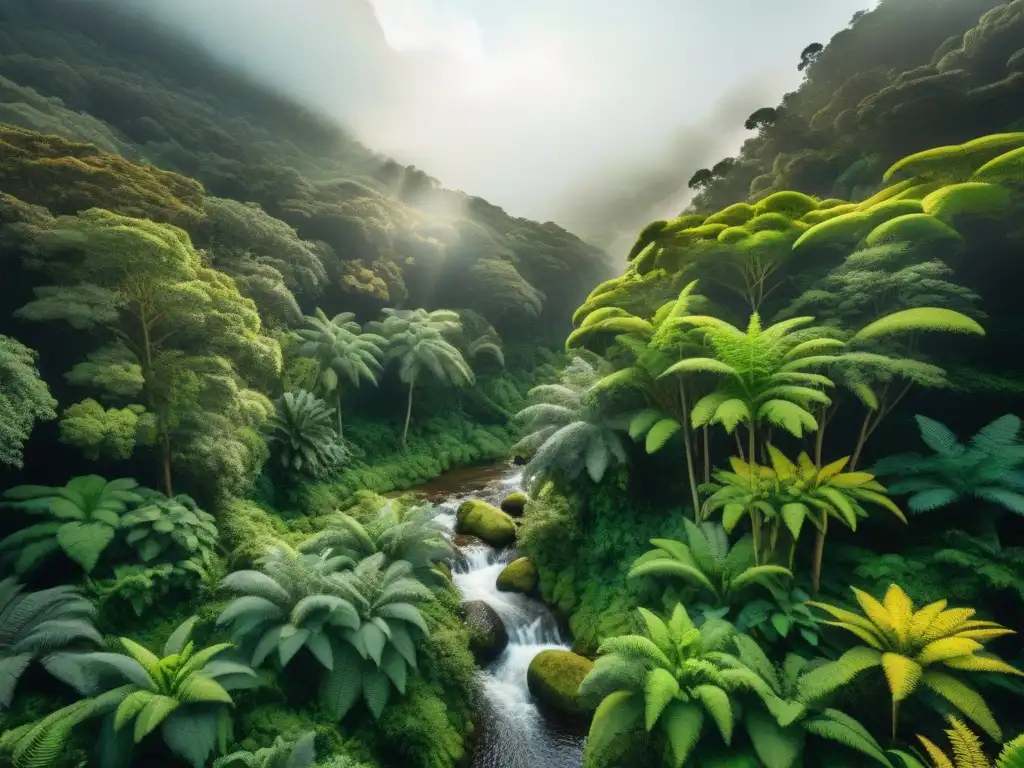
[162, 433, 173, 497]
[678, 384, 701, 520]
[814, 403, 827, 466]
[748, 424, 761, 564]
[401, 383, 414, 449]
[336, 388, 344, 438]
[140, 303, 172, 496]
[850, 410, 872, 471]
[702, 427, 710, 484]
[811, 512, 827, 594]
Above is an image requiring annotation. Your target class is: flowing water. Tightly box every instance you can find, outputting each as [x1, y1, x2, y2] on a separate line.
[419, 465, 587, 768]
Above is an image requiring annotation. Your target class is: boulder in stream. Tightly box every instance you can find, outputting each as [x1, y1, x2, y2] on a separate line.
[496, 556, 538, 593]
[527, 649, 595, 717]
[500, 490, 528, 517]
[463, 599, 508, 664]
[455, 499, 516, 547]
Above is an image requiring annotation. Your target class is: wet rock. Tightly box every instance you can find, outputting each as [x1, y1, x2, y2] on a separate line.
[500, 490, 528, 517]
[453, 534, 487, 549]
[527, 649, 595, 717]
[496, 557, 538, 594]
[455, 499, 516, 547]
[463, 600, 508, 665]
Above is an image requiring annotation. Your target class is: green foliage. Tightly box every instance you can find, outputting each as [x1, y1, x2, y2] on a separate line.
[578, 605, 774, 767]
[628, 519, 790, 608]
[214, 730, 316, 768]
[809, 584, 1022, 740]
[118, 491, 218, 580]
[0, 476, 143, 574]
[0, 578, 101, 709]
[58, 399, 148, 461]
[872, 414, 1024, 520]
[217, 545, 432, 722]
[265, 390, 349, 481]
[36, 616, 259, 768]
[514, 355, 627, 493]
[0, 334, 56, 469]
[915, 716, 1024, 768]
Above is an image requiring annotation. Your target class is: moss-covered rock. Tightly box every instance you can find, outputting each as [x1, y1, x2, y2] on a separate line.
[496, 557, 538, 593]
[455, 499, 516, 547]
[500, 491, 528, 517]
[526, 650, 595, 716]
[463, 600, 508, 664]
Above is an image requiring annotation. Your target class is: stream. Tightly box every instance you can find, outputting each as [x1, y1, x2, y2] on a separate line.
[415, 464, 587, 768]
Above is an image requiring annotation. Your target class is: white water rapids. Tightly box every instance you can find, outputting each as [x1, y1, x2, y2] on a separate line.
[433, 468, 586, 768]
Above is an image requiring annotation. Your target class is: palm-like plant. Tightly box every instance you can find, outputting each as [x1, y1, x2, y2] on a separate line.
[293, 308, 386, 436]
[0, 476, 143, 574]
[726, 634, 892, 768]
[628, 519, 790, 609]
[514, 355, 627, 494]
[809, 584, 1022, 741]
[217, 545, 432, 721]
[214, 731, 315, 768]
[467, 331, 505, 368]
[0, 579, 101, 709]
[910, 717, 1024, 768]
[40, 616, 258, 768]
[368, 308, 474, 447]
[578, 605, 774, 767]
[264, 390, 348, 480]
[299, 499, 453, 586]
[872, 414, 1024, 528]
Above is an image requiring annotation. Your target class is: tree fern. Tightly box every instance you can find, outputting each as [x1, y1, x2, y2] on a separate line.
[809, 585, 1021, 741]
[872, 414, 1024, 532]
[0, 476, 143, 574]
[912, 716, 1024, 768]
[0, 579, 101, 710]
[214, 731, 316, 768]
[264, 389, 348, 480]
[514, 354, 626, 493]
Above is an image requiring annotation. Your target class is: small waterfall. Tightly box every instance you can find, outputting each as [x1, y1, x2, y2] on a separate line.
[432, 469, 586, 768]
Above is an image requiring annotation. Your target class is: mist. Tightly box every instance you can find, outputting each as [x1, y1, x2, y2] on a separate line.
[106, 0, 872, 253]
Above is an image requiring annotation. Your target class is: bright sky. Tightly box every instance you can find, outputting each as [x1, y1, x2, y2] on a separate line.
[116, 0, 875, 247]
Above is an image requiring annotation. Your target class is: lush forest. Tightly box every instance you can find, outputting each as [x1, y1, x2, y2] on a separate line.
[1, 0, 1024, 767]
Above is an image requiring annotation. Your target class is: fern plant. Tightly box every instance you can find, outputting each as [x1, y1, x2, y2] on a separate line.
[217, 545, 432, 721]
[214, 731, 315, 768]
[293, 308, 386, 437]
[0, 476, 143, 574]
[118, 491, 218, 565]
[299, 498, 453, 587]
[809, 584, 1022, 741]
[726, 634, 892, 768]
[578, 605, 774, 767]
[871, 414, 1024, 530]
[514, 354, 627, 493]
[368, 307, 475, 447]
[628, 519, 790, 609]
[0, 578, 101, 709]
[265, 389, 348, 480]
[911, 717, 1024, 768]
[37, 615, 258, 768]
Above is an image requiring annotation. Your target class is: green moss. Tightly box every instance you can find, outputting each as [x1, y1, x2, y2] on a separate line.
[660, 213, 707, 233]
[455, 499, 516, 546]
[703, 202, 755, 226]
[792, 210, 871, 252]
[884, 132, 1024, 182]
[921, 181, 1011, 223]
[864, 212, 965, 250]
[500, 490, 528, 516]
[753, 190, 818, 218]
[800, 203, 859, 225]
[717, 226, 749, 244]
[974, 146, 1024, 184]
[526, 650, 595, 716]
[496, 557, 538, 593]
[744, 212, 799, 233]
[817, 198, 850, 209]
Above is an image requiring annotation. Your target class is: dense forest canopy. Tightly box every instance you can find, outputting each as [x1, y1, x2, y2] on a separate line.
[1, 1, 1024, 768]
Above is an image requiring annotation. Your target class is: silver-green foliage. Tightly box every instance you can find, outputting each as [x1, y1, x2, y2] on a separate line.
[119, 491, 218, 566]
[265, 390, 348, 479]
[0, 578, 101, 709]
[20, 616, 258, 768]
[0, 334, 57, 469]
[514, 355, 627, 493]
[216, 545, 432, 721]
[214, 731, 316, 768]
[726, 634, 892, 768]
[0, 476, 143, 574]
[872, 414, 1024, 516]
[578, 605, 774, 767]
[299, 498, 453, 587]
